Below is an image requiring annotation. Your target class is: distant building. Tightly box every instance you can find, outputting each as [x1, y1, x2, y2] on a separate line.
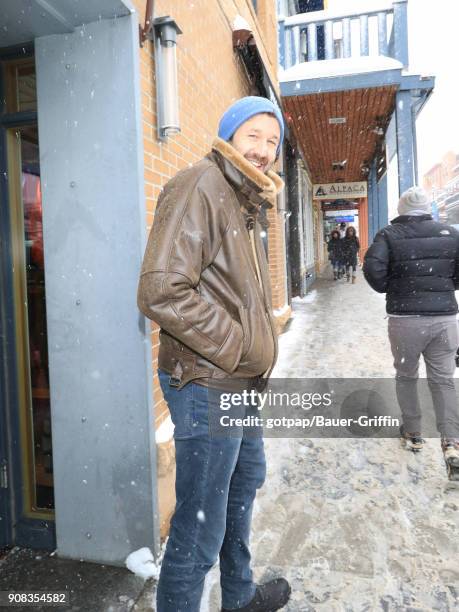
[278, 0, 434, 285]
[423, 151, 459, 197]
[423, 151, 459, 224]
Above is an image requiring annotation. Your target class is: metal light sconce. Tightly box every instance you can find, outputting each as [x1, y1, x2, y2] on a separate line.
[151, 16, 182, 141]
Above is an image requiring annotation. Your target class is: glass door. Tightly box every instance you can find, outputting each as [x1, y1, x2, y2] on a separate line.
[0, 54, 55, 549]
[7, 125, 54, 513]
[0, 372, 10, 549]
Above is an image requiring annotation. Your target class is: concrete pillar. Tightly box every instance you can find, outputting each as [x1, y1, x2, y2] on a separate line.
[395, 89, 415, 196]
[35, 14, 159, 565]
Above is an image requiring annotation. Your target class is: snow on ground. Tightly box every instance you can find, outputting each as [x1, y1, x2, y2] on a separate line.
[202, 268, 459, 611]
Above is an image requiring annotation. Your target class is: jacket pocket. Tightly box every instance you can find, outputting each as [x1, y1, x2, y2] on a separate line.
[237, 303, 275, 376]
[238, 305, 251, 356]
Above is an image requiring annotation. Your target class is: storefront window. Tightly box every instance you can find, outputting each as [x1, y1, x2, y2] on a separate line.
[3, 59, 37, 114]
[20, 126, 53, 510]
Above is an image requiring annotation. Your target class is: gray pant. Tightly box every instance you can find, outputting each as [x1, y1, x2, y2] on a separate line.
[388, 316, 459, 438]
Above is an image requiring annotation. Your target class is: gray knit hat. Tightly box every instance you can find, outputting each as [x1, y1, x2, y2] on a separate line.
[397, 186, 431, 216]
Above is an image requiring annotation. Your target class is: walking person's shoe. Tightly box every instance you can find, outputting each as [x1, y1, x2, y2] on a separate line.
[346, 273, 350, 282]
[441, 438, 459, 481]
[333, 271, 338, 280]
[400, 425, 425, 452]
[352, 275, 356, 284]
[222, 578, 291, 612]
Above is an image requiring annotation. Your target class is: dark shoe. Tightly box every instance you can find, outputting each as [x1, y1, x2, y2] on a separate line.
[222, 578, 291, 612]
[400, 425, 425, 452]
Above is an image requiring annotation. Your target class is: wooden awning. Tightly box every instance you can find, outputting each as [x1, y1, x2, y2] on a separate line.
[283, 85, 397, 184]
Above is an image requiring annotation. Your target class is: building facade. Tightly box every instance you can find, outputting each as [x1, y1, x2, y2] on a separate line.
[0, 0, 291, 565]
[278, 0, 434, 274]
[423, 151, 459, 225]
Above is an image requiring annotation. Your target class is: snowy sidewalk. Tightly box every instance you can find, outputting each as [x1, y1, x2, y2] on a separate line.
[202, 268, 459, 612]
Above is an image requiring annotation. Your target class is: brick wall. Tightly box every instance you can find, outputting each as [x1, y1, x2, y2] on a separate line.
[132, 0, 287, 429]
[267, 207, 288, 310]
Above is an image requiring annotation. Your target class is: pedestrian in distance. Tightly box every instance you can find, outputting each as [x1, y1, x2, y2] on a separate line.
[337, 222, 347, 276]
[363, 186, 459, 483]
[137, 96, 291, 612]
[327, 229, 343, 280]
[342, 226, 360, 283]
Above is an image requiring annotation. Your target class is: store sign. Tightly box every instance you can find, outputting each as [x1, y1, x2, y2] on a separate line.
[322, 202, 359, 212]
[333, 216, 355, 223]
[313, 182, 367, 200]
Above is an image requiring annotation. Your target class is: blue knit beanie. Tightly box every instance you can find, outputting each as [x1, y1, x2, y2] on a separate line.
[218, 96, 284, 155]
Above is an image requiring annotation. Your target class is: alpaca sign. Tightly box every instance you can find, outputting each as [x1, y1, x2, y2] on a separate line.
[313, 182, 368, 200]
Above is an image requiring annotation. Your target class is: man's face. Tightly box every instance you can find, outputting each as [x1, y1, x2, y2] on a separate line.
[231, 113, 280, 174]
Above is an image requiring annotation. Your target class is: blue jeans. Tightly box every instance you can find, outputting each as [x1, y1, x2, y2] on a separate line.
[157, 370, 266, 612]
[330, 259, 340, 274]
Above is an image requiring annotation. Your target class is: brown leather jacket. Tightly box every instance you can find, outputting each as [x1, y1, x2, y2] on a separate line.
[137, 137, 284, 389]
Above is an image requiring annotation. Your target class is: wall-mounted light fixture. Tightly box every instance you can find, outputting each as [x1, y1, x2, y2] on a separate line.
[332, 159, 347, 171]
[149, 16, 182, 142]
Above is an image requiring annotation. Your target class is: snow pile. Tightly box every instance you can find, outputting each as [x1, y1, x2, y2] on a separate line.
[273, 303, 290, 317]
[125, 547, 161, 581]
[291, 290, 317, 304]
[155, 415, 174, 444]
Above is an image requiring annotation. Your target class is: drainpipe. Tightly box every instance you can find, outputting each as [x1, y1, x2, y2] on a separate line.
[139, 0, 154, 47]
[411, 103, 419, 185]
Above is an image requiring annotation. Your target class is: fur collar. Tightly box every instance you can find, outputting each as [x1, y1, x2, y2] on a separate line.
[211, 137, 284, 204]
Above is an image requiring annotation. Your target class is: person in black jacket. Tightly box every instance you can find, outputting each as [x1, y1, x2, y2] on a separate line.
[363, 186, 459, 476]
[327, 229, 343, 280]
[342, 226, 360, 283]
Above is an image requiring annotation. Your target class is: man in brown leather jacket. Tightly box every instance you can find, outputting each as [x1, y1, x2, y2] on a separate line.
[138, 97, 290, 612]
